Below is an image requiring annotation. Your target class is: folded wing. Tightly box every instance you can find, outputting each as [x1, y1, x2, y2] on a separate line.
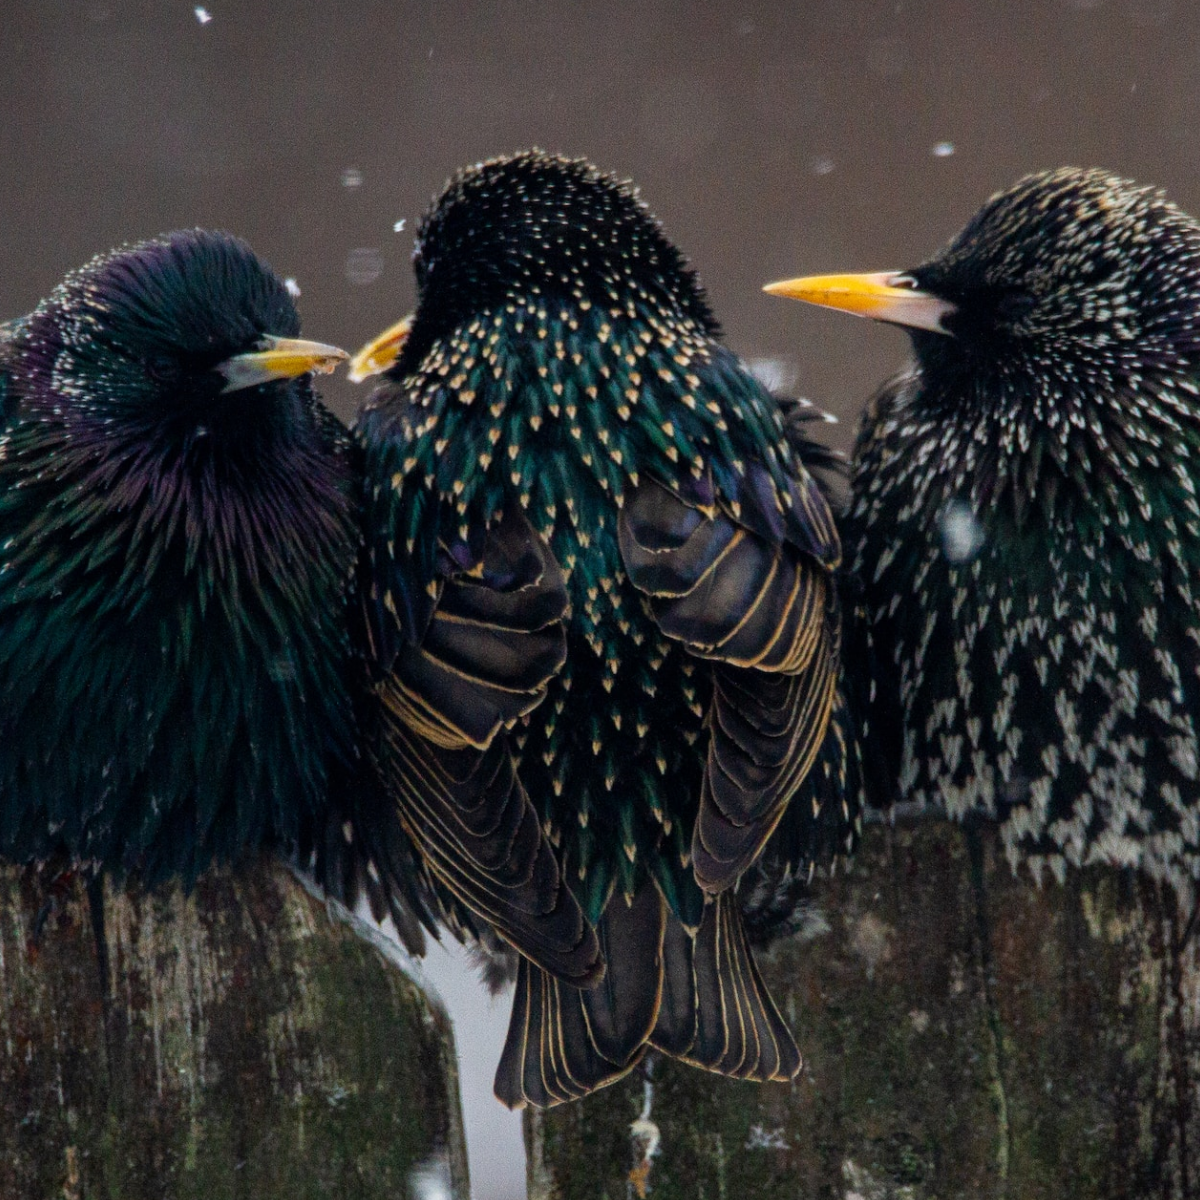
[373, 503, 602, 985]
[619, 465, 841, 894]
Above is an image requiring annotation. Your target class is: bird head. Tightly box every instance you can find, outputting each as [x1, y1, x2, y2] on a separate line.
[349, 150, 717, 380]
[765, 168, 1200, 385]
[17, 229, 346, 425]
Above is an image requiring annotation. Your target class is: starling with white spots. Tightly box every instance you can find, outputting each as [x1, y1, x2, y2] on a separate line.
[767, 167, 1200, 890]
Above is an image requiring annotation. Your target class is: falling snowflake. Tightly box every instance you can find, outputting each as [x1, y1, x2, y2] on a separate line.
[393, 219, 407, 233]
[345, 248, 384, 285]
[745, 357, 798, 396]
[284, 277, 301, 298]
[939, 500, 985, 563]
[932, 141, 956, 158]
[194, 6, 212, 24]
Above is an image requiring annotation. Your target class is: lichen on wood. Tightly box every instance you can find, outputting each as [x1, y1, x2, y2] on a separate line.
[529, 820, 1200, 1200]
[0, 860, 468, 1199]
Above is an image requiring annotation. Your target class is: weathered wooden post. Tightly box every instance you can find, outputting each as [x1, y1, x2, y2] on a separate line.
[0, 860, 469, 1199]
[529, 819, 1200, 1200]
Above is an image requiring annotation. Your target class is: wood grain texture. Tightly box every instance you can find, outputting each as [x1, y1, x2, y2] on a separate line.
[528, 819, 1200, 1200]
[0, 859, 468, 1199]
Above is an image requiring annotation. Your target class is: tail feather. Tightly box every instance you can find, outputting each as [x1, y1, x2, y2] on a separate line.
[651, 891, 800, 1082]
[579, 883, 666, 1061]
[495, 956, 648, 1109]
[495, 883, 665, 1109]
[648, 912, 695, 1062]
[533, 958, 614, 1104]
[496, 885, 800, 1109]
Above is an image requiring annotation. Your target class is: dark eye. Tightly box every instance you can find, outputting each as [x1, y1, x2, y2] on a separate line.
[995, 291, 1036, 323]
[145, 355, 178, 385]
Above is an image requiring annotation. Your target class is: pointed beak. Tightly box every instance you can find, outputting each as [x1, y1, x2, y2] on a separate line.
[217, 335, 349, 394]
[348, 314, 414, 383]
[763, 271, 956, 336]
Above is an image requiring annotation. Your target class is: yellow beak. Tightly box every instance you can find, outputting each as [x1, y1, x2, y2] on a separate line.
[763, 271, 956, 335]
[217, 335, 349, 394]
[348, 314, 414, 383]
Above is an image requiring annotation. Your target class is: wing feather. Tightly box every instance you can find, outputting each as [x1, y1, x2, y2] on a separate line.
[620, 472, 841, 892]
[376, 503, 602, 984]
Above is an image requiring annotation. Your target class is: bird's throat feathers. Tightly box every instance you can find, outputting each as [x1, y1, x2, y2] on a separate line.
[884, 340, 1200, 540]
[0, 370, 355, 628]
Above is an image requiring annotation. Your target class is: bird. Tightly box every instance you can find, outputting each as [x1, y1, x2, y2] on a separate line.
[350, 150, 858, 1107]
[765, 166, 1200, 891]
[0, 229, 385, 901]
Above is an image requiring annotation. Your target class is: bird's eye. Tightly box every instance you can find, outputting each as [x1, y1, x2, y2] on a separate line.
[995, 291, 1037, 323]
[145, 355, 177, 384]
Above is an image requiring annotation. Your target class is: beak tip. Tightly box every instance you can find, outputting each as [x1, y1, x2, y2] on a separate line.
[347, 314, 415, 384]
[346, 349, 389, 384]
[763, 279, 807, 301]
[317, 349, 351, 375]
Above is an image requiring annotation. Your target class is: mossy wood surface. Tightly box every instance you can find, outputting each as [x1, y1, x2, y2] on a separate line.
[0, 860, 468, 1199]
[529, 820, 1200, 1200]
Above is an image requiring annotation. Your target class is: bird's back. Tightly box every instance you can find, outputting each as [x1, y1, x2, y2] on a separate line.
[353, 150, 859, 1107]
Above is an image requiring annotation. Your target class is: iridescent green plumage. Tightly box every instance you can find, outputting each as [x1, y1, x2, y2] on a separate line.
[357, 152, 858, 1106]
[0, 232, 371, 895]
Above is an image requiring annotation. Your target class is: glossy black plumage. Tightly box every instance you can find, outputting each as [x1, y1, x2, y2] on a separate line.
[0, 231, 385, 902]
[775, 168, 1200, 890]
[354, 152, 859, 1106]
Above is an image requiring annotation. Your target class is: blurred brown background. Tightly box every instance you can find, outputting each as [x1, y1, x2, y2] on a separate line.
[2, 3, 1195, 1196]
[4, 0, 1196, 453]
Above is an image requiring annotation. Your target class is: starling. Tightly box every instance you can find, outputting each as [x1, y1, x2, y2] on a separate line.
[766, 167, 1200, 888]
[0, 230, 373, 892]
[351, 151, 855, 1107]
